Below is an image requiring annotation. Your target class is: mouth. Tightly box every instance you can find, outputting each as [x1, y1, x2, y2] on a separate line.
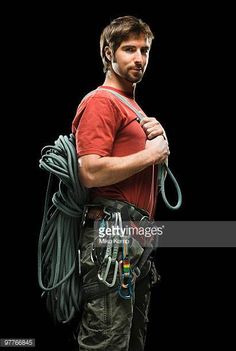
[130, 67, 143, 73]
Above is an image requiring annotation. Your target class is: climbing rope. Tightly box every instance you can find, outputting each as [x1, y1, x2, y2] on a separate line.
[158, 162, 182, 210]
[38, 134, 89, 324]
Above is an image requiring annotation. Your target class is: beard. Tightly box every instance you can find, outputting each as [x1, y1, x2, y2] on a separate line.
[124, 68, 144, 83]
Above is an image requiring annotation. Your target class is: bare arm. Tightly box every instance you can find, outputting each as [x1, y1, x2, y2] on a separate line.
[79, 135, 169, 188]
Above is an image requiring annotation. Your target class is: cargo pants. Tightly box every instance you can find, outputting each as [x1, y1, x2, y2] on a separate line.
[76, 225, 155, 351]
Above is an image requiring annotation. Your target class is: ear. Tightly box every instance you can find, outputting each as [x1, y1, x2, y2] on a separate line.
[104, 46, 112, 61]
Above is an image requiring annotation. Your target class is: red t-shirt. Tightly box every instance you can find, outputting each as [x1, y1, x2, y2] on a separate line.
[71, 86, 158, 219]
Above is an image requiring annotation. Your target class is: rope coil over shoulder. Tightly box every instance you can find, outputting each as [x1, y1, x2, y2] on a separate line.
[38, 134, 89, 324]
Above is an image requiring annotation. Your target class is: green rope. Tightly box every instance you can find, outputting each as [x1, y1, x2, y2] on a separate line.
[38, 134, 89, 324]
[158, 163, 182, 210]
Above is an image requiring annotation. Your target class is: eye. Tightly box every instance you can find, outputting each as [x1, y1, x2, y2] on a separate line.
[124, 47, 135, 53]
[141, 48, 150, 55]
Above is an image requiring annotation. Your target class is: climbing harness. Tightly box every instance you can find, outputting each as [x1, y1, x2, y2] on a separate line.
[88, 197, 153, 299]
[38, 88, 182, 324]
[89, 206, 137, 299]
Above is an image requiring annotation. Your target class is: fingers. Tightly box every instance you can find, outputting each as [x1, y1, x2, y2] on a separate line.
[140, 117, 157, 128]
[140, 117, 164, 139]
[147, 127, 163, 139]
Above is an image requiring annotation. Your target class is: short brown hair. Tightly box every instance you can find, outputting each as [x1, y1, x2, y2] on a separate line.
[100, 16, 154, 73]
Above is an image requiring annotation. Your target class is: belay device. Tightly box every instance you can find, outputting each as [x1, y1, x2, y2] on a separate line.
[37, 89, 182, 324]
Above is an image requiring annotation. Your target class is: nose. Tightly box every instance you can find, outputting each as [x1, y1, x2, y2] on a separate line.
[134, 49, 143, 64]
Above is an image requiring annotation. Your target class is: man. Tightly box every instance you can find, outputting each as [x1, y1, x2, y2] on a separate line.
[72, 15, 169, 351]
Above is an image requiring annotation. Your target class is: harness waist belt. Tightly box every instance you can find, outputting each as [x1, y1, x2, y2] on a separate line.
[90, 197, 150, 222]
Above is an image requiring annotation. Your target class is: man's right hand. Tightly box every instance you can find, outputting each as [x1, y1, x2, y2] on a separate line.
[145, 135, 170, 164]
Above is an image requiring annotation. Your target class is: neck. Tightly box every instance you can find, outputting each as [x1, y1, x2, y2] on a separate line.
[103, 71, 136, 98]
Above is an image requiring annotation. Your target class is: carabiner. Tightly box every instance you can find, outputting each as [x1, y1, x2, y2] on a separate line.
[98, 256, 119, 287]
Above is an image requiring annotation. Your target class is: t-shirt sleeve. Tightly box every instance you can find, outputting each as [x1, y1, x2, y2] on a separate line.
[76, 96, 121, 157]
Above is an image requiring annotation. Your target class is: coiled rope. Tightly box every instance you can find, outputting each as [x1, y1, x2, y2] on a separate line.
[37, 134, 89, 324]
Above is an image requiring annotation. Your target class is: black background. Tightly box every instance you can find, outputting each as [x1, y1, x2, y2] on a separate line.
[1, 2, 235, 350]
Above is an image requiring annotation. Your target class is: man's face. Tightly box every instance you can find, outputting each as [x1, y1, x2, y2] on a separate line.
[111, 33, 151, 84]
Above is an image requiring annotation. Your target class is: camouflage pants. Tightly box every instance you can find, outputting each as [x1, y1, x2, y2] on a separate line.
[77, 226, 153, 351]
